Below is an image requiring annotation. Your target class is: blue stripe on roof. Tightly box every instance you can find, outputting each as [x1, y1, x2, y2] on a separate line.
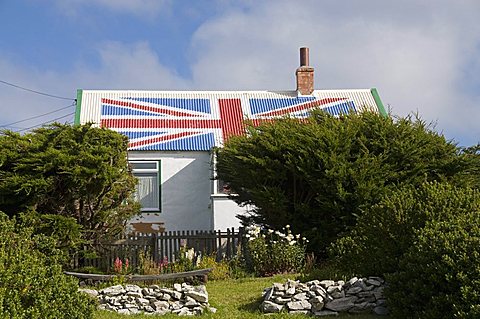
[322, 101, 356, 116]
[101, 104, 160, 117]
[124, 98, 211, 113]
[249, 97, 316, 114]
[131, 133, 215, 151]
[119, 131, 166, 140]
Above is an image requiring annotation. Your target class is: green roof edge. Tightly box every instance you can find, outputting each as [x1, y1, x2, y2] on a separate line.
[74, 89, 82, 125]
[370, 88, 387, 117]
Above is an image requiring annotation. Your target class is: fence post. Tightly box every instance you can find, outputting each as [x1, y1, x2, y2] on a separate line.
[153, 233, 159, 264]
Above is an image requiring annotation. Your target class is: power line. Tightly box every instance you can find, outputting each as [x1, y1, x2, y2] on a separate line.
[0, 79, 75, 101]
[15, 111, 76, 133]
[0, 102, 76, 128]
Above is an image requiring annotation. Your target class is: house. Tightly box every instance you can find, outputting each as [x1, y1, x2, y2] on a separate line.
[74, 47, 386, 233]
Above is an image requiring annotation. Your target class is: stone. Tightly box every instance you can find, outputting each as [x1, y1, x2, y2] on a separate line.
[143, 305, 155, 312]
[348, 301, 372, 313]
[347, 277, 358, 286]
[100, 285, 125, 296]
[137, 297, 150, 306]
[293, 292, 308, 301]
[374, 306, 389, 316]
[366, 278, 382, 286]
[274, 296, 291, 304]
[373, 287, 385, 300]
[78, 288, 98, 298]
[174, 283, 182, 291]
[152, 300, 169, 310]
[126, 291, 143, 299]
[125, 284, 142, 292]
[309, 296, 325, 312]
[306, 280, 320, 286]
[185, 290, 208, 303]
[261, 300, 283, 313]
[319, 280, 335, 288]
[263, 287, 274, 301]
[286, 286, 296, 295]
[273, 282, 285, 291]
[184, 296, 199, 307]
[346, 286, 363, 295]
[209, 307, 217, 313]
[287, 300, 311, 311]
[324, 296, 357, 312]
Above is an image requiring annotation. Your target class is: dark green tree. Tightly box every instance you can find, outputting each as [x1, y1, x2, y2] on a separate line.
[216, 110, 478, 256]
[0, 123, 140, 247]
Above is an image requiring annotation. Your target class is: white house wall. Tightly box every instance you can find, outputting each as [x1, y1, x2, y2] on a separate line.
[128, 150, 244, 232]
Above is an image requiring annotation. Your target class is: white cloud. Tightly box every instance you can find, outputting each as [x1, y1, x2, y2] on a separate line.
[189, 0, 480, 145]
[74, 41, 190, 90]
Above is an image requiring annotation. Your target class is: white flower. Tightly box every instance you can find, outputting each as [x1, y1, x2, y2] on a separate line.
[296, 234, 301, 239]
[285, 224, 290, 228]
[268, 229, 274, 234]
[245, 234, 251, 238]
[289, 241, 296, 246]
[302, 237, 306, 241]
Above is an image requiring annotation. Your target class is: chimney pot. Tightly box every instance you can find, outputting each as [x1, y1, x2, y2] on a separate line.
[296, 47, 314, 95]
[300, 47, 309, 66]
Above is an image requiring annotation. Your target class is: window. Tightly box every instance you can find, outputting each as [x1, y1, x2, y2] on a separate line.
[130, 161, 160, 212]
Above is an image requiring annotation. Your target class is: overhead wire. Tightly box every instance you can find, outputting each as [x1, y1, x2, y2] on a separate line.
[15, 111, 76, 133]
[0, 79, 75, 101]
[0, 102, 76, 128]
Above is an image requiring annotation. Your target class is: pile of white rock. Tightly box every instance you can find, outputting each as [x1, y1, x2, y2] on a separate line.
[260, 277, 388, 316]
[79, 283, 216, 316]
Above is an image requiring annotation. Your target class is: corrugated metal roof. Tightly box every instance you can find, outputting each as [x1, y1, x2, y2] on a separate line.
[77, 89, 384, 151]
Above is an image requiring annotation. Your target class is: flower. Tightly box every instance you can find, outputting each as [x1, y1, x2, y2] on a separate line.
[285, 224, 290, 228]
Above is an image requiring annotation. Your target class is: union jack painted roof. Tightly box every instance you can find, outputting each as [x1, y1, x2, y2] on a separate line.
[75, 89, 386, 151]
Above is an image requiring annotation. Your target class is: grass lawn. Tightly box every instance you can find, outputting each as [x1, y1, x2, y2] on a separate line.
[93, 275, 383, 318]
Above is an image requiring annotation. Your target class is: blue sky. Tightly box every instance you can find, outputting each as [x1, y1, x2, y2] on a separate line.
[1, 0, 479, 146]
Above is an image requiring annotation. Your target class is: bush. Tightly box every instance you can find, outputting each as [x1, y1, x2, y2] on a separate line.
[197, 255, 231, 281]
[0, 213, 96, 319]
[331, 182, 480, 276]
[386, 211, 480, 318]
[216, 111, 476, 257]
[245, 225, 307, 276]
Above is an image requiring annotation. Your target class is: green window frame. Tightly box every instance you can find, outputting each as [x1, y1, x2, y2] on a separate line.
[130, 161, 161, 212]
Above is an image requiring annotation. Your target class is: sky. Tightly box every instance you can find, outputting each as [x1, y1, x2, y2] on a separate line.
[0, 0, 479, 146]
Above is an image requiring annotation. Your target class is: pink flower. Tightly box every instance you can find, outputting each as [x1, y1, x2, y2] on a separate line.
[114, 257, 123, 274]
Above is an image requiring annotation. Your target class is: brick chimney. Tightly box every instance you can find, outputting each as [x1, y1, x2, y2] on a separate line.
[296, 47, 314, 95]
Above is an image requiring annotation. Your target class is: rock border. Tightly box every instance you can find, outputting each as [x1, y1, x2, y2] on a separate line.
[80, 283, 216, 316]
[260, 277, 388, 316]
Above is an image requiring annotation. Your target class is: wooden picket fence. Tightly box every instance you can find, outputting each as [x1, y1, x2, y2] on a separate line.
[71, 227, 245, 272]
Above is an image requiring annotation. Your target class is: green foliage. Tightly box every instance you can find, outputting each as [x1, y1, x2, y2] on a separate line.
[331, 182, 480, 276]
[197, 255, 231, 281]
[0, 212, 96, 319]
[245, 225, 307, 276]
[216, 111, 473, 257]
[0, 123, 140, 249]
[386, 210, 480, 319]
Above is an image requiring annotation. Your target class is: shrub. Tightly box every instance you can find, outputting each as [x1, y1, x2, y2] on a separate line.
[386, 211, 480, 319]
[197, 254, 231, 281]
[245, 225, 307, 276]
[331, 182, 480, 276]
[216, 111, 476, 257]
[0, 213, 96, 319]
